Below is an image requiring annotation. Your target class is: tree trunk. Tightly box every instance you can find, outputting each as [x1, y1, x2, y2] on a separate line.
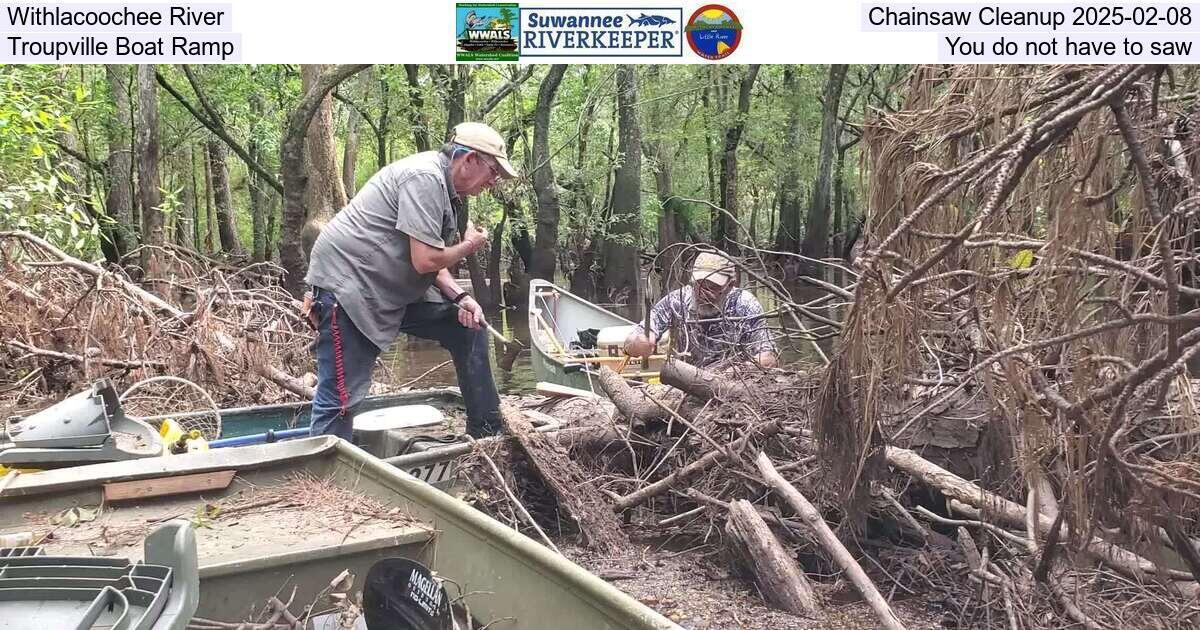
[207, 139, 244, 256]
[265, 193, 278, 261]
[403, 65, 430, 154]
[488, 202, 508, 306]
[775, 67, 804, 253]
[190, 143, 202, 250]
[104, 64, 137, 260]
[597, 366, 668, 422]
[280, 65, 371, 295]
[441, 65, 469, 141]
[377, 73, 392, 169]
[569, 246, 597, 299]
[800, 65, 849, 271]
[748, 186, 760, 245]
[342, 70, 369, 197]
[202, 139, 214, 252]
[530, 65, 567, 281]
[564, 67, 597, 295]
[173, 164, 192, 248]
[769, 189, 778, 250]
[569, 73, 605, 300]
[661, 358, 755, 401]
[601, 65, 642, 302]
[716, 64, 760, 253]
[301, 65, 348, 220]
[296, 65, 353, 268]
[248, 85, 268, 262]
[702, 79, 717, 210]
[645, 67, 685, 288]
[725, 499, 820, 615]
[135, 64, 163, 278]
[832, 141, 847, 257]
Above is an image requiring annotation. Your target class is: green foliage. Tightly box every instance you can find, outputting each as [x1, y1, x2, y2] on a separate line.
[0, 63, 892, 266]
[0, 65, 101, 256]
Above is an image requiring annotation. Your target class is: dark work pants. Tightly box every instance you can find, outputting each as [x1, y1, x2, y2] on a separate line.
[308, 287, 502, 441]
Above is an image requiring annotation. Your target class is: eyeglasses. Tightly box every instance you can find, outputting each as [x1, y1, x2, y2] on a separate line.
[476, 153, 502, 182]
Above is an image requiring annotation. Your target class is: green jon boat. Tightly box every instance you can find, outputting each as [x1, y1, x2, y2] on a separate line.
[0, 437, 678, 629]
[528, 279, 665, 394]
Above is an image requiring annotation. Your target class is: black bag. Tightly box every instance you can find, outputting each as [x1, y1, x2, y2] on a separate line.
[573, 327, 601, 350]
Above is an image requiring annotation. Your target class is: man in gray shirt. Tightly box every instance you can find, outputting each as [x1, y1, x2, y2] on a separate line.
[304, 122, 518, 439]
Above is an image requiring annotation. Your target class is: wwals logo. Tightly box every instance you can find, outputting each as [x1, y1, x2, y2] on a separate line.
[456, 3, 519, 61]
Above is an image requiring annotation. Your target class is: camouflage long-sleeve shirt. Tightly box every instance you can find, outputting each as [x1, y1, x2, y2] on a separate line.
[633, 286, 776, 366]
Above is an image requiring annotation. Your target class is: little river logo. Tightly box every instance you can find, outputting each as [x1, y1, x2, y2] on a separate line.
[520, 7, 684, 57]
[685, 4, 742, 60]
[456, 3, 519, 61]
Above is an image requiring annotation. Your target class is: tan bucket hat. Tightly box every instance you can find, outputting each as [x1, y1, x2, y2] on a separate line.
[691, 252, 735, 286]
[449, 122, 519, 179]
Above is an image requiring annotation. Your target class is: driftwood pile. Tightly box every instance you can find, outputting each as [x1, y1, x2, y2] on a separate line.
[467, 64, 1200, 629]
[0, 231, 322, 412]
[466, 356, 1200, 629]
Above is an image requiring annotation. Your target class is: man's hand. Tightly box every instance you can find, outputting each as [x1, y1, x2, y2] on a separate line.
[753, 351, 779, 369]
[623, 331, 655, 358]
[457, 295, 485, 330]
[463, 221, 488, 254]
[301, 291, 317, 330]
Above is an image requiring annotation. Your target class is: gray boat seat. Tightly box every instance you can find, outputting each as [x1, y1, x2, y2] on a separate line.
[0, 520, 198, 630]
[354, 405, 447, 458]
[0, 379, 162, 468]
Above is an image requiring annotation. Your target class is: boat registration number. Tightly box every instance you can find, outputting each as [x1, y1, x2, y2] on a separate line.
[406, 459, 456, 485]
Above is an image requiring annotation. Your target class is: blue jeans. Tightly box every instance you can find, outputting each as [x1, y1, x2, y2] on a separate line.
[308, 287, 502, 441]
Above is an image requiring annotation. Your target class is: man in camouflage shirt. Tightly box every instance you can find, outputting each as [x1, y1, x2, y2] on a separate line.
[624, 252, 778, 368]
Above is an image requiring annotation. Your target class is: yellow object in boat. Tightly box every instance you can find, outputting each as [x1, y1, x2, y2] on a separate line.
[185, 430, 209, 453]
[159, 419, 185, 455]
[160, 420, 207, 454]
[0, 464, 39, 476]
[159, 418, 184, 441]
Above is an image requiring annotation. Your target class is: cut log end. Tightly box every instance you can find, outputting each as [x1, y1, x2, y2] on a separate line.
[725, 499, 820, 615]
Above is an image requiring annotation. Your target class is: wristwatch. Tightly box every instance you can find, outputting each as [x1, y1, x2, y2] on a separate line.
[453, 291, 472, 304]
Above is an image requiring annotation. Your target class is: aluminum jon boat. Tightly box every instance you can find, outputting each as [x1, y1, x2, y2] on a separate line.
[4, 385, 560, 491]
[0, 437, 677, 629]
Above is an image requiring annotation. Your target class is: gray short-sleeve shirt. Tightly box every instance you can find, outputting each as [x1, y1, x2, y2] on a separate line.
[305, 150, 459, 351]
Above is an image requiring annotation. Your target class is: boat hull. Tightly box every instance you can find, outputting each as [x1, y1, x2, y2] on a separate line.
[0, 438, 677, 629]
[528, 280, 646, 395]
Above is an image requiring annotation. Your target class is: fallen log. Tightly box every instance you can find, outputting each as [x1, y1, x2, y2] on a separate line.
[725, 498, 820, 615]
[756, 452, 907, 630]
[500, 403, 627, 552]
[2, 230, 186, 320]
[613, 420, 780, 512]
[661, 358, 755, 401]
[258, 364, 315, 400]
[2, 278, 67, 317]
[597, 366, 664, 421]
[468, 436, 561, 555]
[8, 339, 167, 370]
[885, 445, 1200, 593]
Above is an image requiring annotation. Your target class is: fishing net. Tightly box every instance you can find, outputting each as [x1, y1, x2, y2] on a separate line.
[119, 376, 222, 440]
